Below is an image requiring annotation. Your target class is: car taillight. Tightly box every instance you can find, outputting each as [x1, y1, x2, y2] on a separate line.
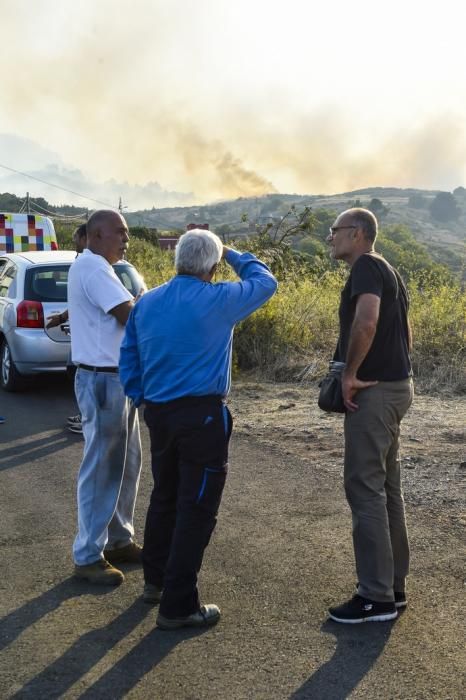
[17, 300, 44, 328]
[51, 241, 58, 250]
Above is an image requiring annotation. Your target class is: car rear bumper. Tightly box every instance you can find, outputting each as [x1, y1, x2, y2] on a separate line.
[6, 328, 71, 375]
[15, 361, 70, 375]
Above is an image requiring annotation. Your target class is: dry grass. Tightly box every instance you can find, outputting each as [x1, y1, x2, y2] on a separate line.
[124, 239, 465, 394]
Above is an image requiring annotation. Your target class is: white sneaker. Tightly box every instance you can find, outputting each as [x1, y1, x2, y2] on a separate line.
[67, 413, 81, 425]
[156, 604, 221, 630]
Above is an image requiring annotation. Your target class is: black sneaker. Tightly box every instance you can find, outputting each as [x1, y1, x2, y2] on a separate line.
[355, 582, 407, 610]
[329, 595, 398, 624]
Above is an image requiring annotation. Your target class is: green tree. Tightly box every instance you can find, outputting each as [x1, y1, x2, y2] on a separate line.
[297, 236, 327, 258]
[408, 193, 427, 209]
[377, 225, 452, 283]
[368, 197, 389, 218]
[430, 192, 459, 222]
[128, 226, 158, 244]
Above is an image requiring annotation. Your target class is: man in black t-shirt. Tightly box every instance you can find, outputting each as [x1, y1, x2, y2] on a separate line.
[326, 208, 414, 625]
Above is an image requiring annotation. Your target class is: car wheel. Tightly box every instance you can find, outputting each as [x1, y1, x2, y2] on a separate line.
[0, 340, 24, 392]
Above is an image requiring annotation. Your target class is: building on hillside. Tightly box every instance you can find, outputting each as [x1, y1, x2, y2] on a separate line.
[158, 223, 210, 250]
[186, 223, 209, 231]
[158, 236, 179, 251]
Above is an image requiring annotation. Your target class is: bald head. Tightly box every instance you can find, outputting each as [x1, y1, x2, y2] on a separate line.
[341, 208, 378, 243]
[86, 209, 129, 264]
[328, 207, 378, 266]
[86, 210, 121, 237]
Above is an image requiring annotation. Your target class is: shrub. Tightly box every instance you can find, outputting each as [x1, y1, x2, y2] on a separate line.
[57, 228, 465, 394]
[409, 278, 466, 393]
[129, 226, 158, 245]
[234, 270, 345, 379]
[126, 239, 173, 288]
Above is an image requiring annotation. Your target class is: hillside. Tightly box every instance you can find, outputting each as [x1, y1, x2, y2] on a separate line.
[1, 187, 465, 273]
[126, 187, 465, 272]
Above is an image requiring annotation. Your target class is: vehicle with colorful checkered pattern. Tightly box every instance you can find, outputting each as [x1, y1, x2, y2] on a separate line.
[0, 213, 58, 253]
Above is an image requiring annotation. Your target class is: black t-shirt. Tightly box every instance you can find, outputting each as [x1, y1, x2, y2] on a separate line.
[334, 252, 412, 381]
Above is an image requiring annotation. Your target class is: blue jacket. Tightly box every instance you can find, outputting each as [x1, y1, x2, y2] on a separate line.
[119, 249, 277, 405]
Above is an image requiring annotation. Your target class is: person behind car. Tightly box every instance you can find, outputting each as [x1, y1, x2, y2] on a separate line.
[68, 209, 142, 585]
[46, 223, 87, 328]
[46, 223, 88, 434]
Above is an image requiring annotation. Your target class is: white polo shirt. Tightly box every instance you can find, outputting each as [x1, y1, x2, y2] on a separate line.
[68, 249, 133, 366]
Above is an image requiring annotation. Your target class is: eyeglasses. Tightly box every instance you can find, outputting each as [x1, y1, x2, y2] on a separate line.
[329, 225, 357, 236]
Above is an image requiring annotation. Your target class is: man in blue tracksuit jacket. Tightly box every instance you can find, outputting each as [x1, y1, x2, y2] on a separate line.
[119, 228, 277, 629]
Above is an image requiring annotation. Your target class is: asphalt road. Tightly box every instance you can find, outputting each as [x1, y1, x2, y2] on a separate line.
[0, 378, 464, 699]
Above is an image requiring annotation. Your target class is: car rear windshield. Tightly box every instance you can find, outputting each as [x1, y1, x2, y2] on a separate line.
[25, 266, 70, 302]
[24, 262, 142, 302]
[113, 263, 144, 296]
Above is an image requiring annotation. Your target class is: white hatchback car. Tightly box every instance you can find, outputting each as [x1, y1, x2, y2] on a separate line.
[0, 250, 146, 391]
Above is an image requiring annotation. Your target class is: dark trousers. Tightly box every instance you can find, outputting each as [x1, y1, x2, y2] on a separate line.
[143, 395, 232, 618]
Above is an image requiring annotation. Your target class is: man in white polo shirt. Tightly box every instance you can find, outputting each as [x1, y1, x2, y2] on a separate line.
[68, 209, 142, 585]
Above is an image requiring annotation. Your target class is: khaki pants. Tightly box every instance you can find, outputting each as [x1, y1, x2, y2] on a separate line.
[344, 379, 414, 602]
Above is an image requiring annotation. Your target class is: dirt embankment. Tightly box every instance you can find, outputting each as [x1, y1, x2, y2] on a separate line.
[229, 381, 466, 534]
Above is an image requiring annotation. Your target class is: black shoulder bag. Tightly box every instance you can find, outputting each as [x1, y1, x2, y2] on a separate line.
[318, 360, 346, 413]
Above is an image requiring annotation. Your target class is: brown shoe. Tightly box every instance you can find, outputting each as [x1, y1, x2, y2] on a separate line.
[74, 560, 124, 586]
[104, 542, 142, 565]
[156, 604, 221, 630]
[143, 583, 163, 604]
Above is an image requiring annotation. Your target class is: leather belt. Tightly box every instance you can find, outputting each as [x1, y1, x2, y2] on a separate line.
[77, 363, 119, 373]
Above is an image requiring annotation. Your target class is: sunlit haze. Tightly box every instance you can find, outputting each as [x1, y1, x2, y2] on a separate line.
[1, 0, 465, 208]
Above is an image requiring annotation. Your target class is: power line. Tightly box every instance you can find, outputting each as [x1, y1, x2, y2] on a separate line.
[28, 199, 87, 220]
[0, 161, 163, 226]
[0, 162, 116, 209]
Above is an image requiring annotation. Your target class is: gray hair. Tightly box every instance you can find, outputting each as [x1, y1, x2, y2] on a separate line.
[175, 229, 223, 276]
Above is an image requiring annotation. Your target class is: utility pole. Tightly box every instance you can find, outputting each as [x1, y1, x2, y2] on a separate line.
[118, 196, 128, 214]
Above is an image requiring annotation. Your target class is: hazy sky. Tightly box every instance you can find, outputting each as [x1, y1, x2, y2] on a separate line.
[1, 0, 465, 209]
